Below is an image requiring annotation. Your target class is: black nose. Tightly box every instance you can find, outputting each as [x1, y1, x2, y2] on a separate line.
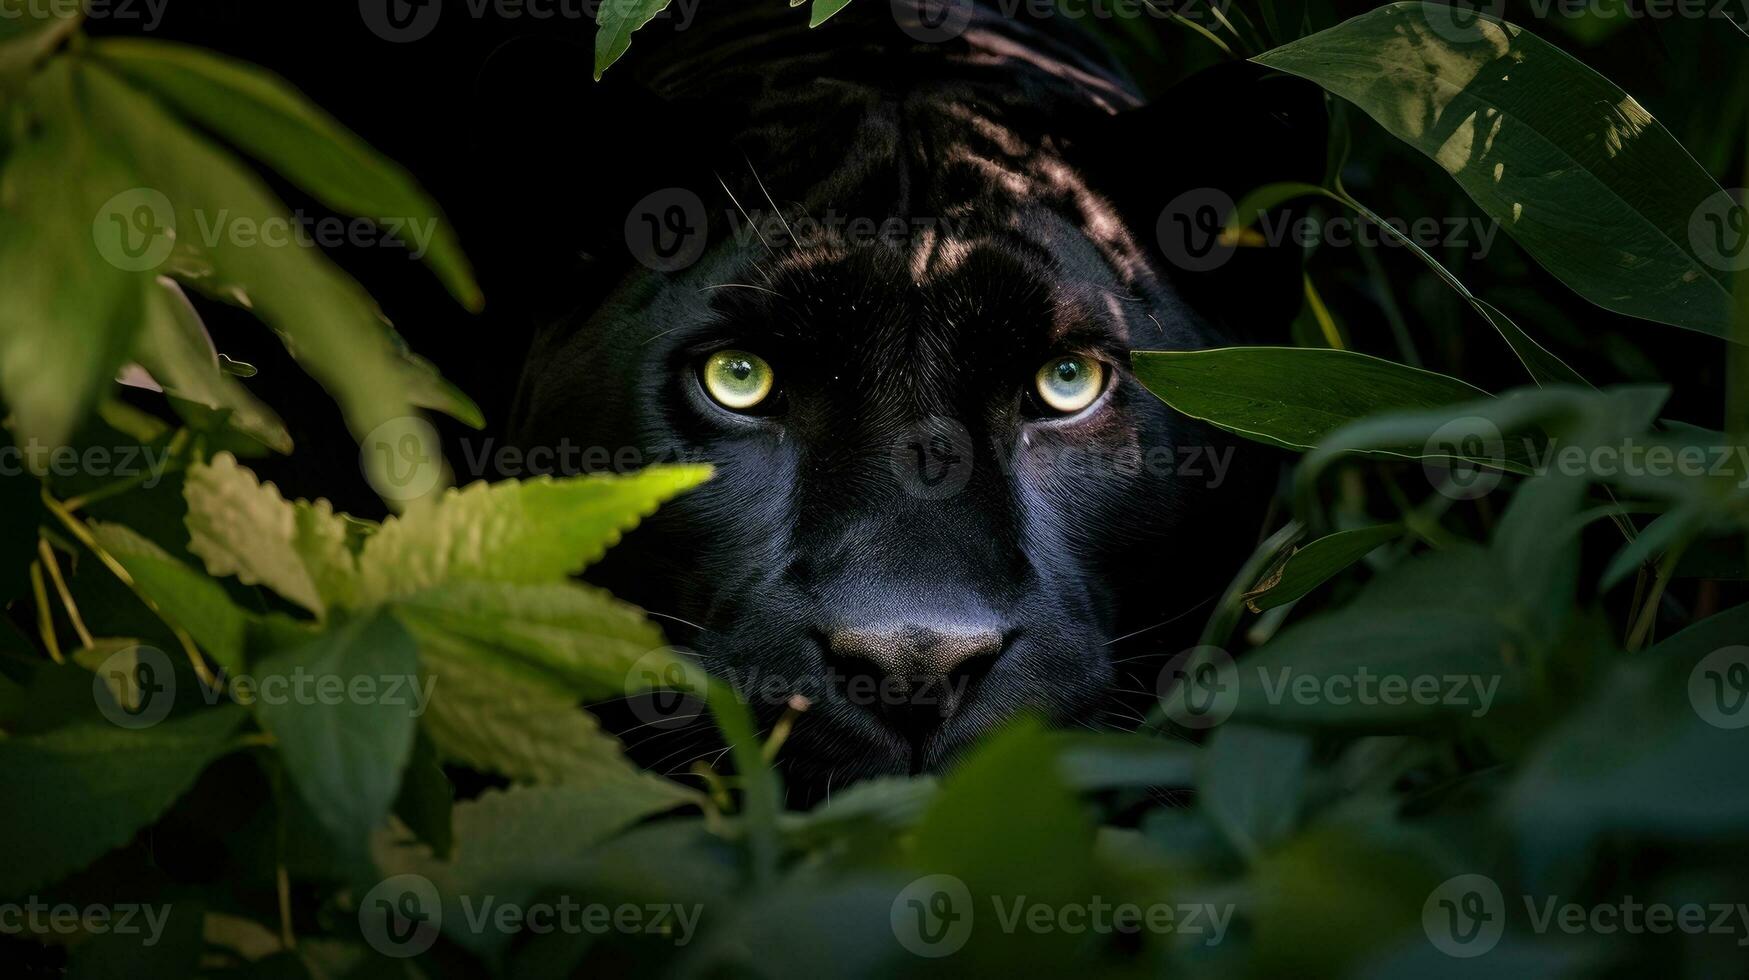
[825, 623, 1004, 735]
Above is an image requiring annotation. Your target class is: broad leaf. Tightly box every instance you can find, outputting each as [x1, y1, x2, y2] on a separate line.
[1243, 523, 1404, 612]
[183, 454, 359, 618]
[594, 0, 673, 80]
[1254, 2, 1735, 336]
[809, 0, 857, 27]
[0, 61, 142, 450]
[89, 521, 251, 674]
[253, 612, 420, 851]
[92, 39, 481, 312]
[77, 61, 461, 499]
[0, 706, 245, 894]
[134, 277, 291, 453]
[1199, 724, 1312, 859]
[354, 467, 712, 603]
[1131, 347, 1487, 452]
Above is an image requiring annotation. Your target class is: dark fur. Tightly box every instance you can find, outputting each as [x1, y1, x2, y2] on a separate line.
[509, 2, 1319, 790]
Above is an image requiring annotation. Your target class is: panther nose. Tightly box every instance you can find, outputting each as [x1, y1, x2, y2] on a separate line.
[826, 623, 1004, 732]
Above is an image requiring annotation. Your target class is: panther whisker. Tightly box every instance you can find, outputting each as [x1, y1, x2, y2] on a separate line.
[715, 171, 773, 252]
[699, 282, 784, 298]
[744, 154, 799, 246]
[1101, 591, 1219, 646]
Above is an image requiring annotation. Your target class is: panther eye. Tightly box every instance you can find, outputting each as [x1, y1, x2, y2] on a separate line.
[701, 349, 776, 411]
[1034, 355, 1106, 414]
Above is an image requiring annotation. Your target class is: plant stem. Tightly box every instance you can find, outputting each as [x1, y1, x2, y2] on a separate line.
[29, 561, 64, 664]
[37, 538, 93, 649]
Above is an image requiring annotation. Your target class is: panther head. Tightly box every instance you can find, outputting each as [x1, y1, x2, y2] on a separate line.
[503, 5, 1320, 788]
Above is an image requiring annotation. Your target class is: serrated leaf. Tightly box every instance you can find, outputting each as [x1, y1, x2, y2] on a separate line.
[0, 706, 245, 895]
[1131, 347, 1488, 454]
[395, 580, 664, 700]
[355, 467, 712, 604]
[253, 612, 420, 853]
[1253, 2, 1735, 336]
[183, 453, 360, 618]
[594, 0, 673, 80]
[88, 521, 251, 675]
[133, 277, 291, 453]
[414, 630, 698, 809]
[92, 38, 482, 313]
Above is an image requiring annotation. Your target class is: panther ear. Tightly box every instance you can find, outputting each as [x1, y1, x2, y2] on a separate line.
[468, 35, 736, 317]
[1074, 61, 1328, 342]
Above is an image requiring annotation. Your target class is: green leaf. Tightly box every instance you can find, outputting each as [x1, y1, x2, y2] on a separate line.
[594, 0, 674, 81]
[1242, 523, 1404, 612]
[0, 3, 80, 93]
[1131, 347, 1488, 452]
[1199, 724, 1312, 859]
[252, 611, 420, 851]
[76, 60, 462, 500]
[134, 277, 291, 453]
[1232, 547, 1527, 729]
[354, 466, 713, 604]
[0, 60, 143, 450]
[393, 580, 665, 700]
[183, 454, 360, 618]
[0, 706, 245, 894]
[392, 734, 453, 860]
[809, 0, 857, 28]
[89, 520, 251, 675]
[1253, 2, 1735, 337]
[414, 628, 698, 810]
[91, 39, 481, 312]
[1047, 731, 1199, 791]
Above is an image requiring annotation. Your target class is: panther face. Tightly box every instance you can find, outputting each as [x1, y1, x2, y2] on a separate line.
[506, 4, 1315, 789]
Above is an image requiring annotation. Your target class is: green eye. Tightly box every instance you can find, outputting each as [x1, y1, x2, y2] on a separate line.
[701, 350, 776, 411]
[1035, 355, 1106, 414]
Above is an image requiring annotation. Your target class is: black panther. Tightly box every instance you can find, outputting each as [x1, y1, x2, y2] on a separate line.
[506, 0, 1322, 790]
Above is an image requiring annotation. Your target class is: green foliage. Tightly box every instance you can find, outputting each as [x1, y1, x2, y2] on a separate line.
[2, 2, 1747, 978]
